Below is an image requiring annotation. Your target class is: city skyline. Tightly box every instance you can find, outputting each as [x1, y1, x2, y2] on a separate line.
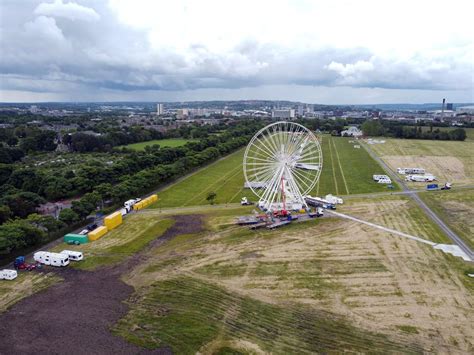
[1, 0, 473, 103]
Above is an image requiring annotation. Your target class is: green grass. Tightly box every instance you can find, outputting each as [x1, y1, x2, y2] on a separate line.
[152, 135, 397, 208]
[312, 135, 398, 196]
[113, 276, 420, 354]
[397, 325, 419, 334]
[419, 189, 474, 250]
[123, 138, 196, 150]
[72, 219, 175, 270]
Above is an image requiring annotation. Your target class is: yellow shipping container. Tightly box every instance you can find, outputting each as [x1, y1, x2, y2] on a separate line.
[88, 226, 108, 241]
[150, 194, 158, 202]
[104, 211, 122, 230]
[133, 201, 144, 210]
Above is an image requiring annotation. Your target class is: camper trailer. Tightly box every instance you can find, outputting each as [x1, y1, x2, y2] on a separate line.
[0, 269, 17, 280]
[60, 250, 83, 261]
[34, 251, 70, 267]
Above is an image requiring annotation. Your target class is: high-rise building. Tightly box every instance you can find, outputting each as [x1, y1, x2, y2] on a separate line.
[156, 103, 164, 115]
[271, 109, 295, 119]
[176, 108, 189, 119]
[297, 105, 304, 116]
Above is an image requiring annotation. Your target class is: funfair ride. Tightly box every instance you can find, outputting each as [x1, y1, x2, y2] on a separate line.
[243, 121, 322, 213]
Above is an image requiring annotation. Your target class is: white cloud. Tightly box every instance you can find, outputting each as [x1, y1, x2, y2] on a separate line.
[35, 0, 100, 22]
[0, 0, 473, 102]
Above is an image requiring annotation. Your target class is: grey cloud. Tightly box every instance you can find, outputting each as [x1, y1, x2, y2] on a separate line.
[0, 0, 472, 100]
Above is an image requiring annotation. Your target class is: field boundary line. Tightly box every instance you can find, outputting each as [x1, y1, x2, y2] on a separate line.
[332, 138, 350, 195]
[182, 162, 243, 207]
[327, 136, 339, 195]
[158, 148, 244, 195]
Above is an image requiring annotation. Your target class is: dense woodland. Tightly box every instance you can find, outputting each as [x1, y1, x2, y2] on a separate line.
[0, 118, 264, 258]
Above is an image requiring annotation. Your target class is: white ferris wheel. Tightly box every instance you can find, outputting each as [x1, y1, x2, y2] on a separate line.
[243, 121, 322, 212]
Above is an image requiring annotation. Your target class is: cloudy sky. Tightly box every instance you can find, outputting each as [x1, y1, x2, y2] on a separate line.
[0, 0, 473, 103]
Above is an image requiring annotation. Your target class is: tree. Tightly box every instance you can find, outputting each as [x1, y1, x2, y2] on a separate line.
[361, 120, 384, 136]
[206, 191, 217, 205]
[449, 128, 466, 141]
[59, 208, 80, 225]
[0, 205, 11, 224]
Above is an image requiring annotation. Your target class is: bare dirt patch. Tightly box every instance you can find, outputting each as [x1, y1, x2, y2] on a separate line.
[0, 215, 203, 354]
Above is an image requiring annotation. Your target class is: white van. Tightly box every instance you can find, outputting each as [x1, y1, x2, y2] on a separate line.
[34, 251, 70, 267]
[378, 177, 392, 184]
[0, 269, 17, 280]
[60, 250, 83, 261]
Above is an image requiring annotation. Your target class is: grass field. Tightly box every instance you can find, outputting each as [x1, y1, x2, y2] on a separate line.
[419, 189, 474, 250]
[50, 216, 175, 270]
[122, 138, 196, 150]
[116, 197, 473, 353]
[369, 138, 474, 186]
[152, 136, 397, 208]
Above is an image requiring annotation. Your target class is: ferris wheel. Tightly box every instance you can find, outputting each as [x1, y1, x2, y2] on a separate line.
[243, 121, 322, 212]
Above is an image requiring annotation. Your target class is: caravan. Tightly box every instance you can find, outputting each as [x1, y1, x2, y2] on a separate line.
[0, 269, 17, 280]
[60, 250, 83, 261]
[34, 251, 70, 267]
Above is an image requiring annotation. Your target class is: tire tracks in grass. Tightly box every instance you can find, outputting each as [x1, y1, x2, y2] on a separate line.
[327, 136, 339, 195]
[331, 137, 350, 195]
[182, 163, 243, 207]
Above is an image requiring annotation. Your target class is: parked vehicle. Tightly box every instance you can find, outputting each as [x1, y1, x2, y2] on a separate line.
[87, 223, 98, 231]
[0, 269, 17, 280]
[241, 197, 253, 205]
[426, 184, 439, 191]
[325, 194, 343, 204]
[34, 251, 70, 267]
[377, 177, 392, 184]
[78, 229, 89, 235]
[441, 182, 452, 190]
[60, 250, 83, 261]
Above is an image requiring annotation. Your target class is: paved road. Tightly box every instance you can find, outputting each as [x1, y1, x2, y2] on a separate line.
[362, 142, 474, 261]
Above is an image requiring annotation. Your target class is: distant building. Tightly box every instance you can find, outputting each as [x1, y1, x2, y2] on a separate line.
[176, 108, 189, 119]
[29, 105, 38, 114]
[341, 126, 363, 137]
[297, 105, 304, 116]
[271, 109, 295, 119]
[156, 103, 164, 115]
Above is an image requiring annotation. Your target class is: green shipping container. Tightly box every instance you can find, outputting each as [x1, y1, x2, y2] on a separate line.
[64, 233, 89, 245]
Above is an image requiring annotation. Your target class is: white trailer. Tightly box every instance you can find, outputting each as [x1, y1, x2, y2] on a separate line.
[406, 174, 436, 182]
[397, 168, 406, 174]
[0, 269, 17, 280]
[373, 174, 390, 182]
[377, 177, 392, 184]
[34, 251, 70, 267]
[325, 194, 343, 204]
[60, 250, 83, 261]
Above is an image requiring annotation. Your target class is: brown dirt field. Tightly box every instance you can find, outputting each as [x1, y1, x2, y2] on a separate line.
[384, 155, 471, 185]
[0, 215, 203, 354]
[126, 207, 474, 353]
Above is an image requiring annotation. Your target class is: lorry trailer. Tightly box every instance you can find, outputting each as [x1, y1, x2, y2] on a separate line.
[0, 269, 17, 280]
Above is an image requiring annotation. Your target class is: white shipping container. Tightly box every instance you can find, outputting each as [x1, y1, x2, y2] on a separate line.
[0, 269, 18, 280]
[34, 251, 70, 267]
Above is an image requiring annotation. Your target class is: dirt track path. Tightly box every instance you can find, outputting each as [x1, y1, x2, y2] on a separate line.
[0, 215, 203, 355]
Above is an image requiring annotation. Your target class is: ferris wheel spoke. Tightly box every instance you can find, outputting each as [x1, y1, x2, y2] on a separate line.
[290, 166, 315, 193]
[252, 136, 279, 160]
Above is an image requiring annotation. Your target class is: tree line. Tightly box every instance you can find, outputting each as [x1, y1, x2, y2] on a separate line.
[0, 120, 264, 258]
[361, 120, 467, 141]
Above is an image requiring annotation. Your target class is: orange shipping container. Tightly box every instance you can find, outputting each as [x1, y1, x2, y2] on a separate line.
[88, 226, 108, 241]
[104, 211, 122, 230]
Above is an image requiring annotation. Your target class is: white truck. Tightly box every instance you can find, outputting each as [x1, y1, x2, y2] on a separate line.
[325, 194, 343, 204]
[124, 198, 141, 212]
[406, 174, 436, 182]
[60, 250, 83, 261]
[377, 177, 392, 184]
[34, 251, 70, 267]
[373, 174, 390, 181]
[0, 269, 17, 280]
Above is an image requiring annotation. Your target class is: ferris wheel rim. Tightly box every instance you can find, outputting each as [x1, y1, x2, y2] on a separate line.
[243, 121, 322, 204]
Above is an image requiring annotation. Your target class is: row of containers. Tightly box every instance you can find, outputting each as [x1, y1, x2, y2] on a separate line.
[133, 194, 158, 210]
[63, 194, 158, 245]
